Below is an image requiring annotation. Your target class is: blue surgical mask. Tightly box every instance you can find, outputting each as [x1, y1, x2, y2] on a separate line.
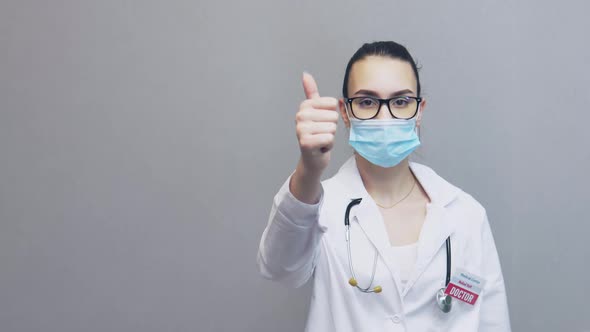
[348, 117, 421, 168]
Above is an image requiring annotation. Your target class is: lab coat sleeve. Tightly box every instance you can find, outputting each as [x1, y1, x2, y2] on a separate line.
[478, 211, 512, 331]
[256, 173, 326, 288]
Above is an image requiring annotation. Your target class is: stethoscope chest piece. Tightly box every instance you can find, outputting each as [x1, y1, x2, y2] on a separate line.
[436, 287, 453, 313]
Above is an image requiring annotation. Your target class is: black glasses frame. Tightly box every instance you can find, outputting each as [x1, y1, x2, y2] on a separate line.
[346, 96, 423, 120]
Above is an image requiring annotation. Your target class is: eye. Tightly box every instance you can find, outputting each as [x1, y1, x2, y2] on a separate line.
[391, 97, 411, 107]
[356, 98, 377, 108]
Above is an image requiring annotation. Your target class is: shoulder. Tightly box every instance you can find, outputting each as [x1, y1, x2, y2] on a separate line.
[319, 157, 361, 196]
[411, 161, 488, 226]
[452, 190, 488, 230]
[321, 172, 348, 195]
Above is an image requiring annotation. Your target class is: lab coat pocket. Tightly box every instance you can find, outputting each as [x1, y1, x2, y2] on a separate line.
[431, 294, 477, 330]
[432, 274, 482, 331]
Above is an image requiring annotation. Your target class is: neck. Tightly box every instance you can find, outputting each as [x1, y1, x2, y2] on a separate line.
[355, 153, 416, 206]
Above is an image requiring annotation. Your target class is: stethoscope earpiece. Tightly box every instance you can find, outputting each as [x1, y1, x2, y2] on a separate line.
[348, 277, 382, 293]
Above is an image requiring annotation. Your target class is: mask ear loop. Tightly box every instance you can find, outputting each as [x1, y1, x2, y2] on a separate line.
[343, 100, 354, 126]
[343, 101, 358, 155]
[344, 101, 357, 136]
[415, 104, 422, 140]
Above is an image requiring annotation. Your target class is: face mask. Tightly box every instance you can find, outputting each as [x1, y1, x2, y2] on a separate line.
[348, 117, 421, 168]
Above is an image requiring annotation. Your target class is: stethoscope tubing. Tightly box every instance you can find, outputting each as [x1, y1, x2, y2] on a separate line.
[344, 198, 452, 293]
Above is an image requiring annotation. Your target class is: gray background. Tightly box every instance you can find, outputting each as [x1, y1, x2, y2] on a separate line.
[1, 0, 589, 331]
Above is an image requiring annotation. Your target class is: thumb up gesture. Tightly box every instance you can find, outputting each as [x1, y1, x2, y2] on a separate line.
[295, 72, 340, 176]
[289, 73, 340, 204]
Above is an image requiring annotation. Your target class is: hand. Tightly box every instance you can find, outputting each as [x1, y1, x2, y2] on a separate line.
[295, 72, 339, 176]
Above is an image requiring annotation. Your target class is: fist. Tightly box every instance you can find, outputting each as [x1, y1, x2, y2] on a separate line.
[295, 72, 339, 174]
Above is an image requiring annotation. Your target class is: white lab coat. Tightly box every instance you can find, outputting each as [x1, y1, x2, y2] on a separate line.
[257, 156, 511, 332]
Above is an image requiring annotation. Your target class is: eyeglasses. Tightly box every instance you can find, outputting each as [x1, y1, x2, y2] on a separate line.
[346, 96, 422, 120]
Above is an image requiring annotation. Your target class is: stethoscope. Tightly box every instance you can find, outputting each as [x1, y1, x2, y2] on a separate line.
[344, 198, 454, 313]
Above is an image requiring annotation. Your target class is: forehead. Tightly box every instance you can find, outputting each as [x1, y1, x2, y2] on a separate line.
[348, 56, 417, 96]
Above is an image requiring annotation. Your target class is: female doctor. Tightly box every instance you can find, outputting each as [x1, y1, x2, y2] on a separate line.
[257, 41, 511, 331]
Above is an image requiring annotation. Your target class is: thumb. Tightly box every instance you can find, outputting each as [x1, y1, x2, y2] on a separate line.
[302, 72, 320, 99]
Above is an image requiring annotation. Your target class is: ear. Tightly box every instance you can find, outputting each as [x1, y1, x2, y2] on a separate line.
[416, 98, 427, 128]
[339, 98, 351, 129]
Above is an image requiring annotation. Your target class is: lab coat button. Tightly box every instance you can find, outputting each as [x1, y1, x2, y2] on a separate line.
[391, 314, 401, 324]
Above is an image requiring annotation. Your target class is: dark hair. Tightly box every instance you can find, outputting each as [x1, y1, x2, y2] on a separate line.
[342, 41, 421, 98]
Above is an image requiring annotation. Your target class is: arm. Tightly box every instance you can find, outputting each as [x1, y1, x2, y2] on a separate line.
[256, 72, 337, 288]
[256, 172, 326, 288]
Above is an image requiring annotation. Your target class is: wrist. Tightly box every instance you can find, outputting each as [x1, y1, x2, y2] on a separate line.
[289, 159, 323, 204]
[296, 159, 323, 183]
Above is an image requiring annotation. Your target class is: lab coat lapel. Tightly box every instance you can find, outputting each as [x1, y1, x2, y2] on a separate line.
[350, 200, 390, 254]
[338, 157, 391, 254]
[410, 203, 455, 291]
[349, 198, 406, 296]
[338, 157, 403, 288]
[401, 162, 460, 296]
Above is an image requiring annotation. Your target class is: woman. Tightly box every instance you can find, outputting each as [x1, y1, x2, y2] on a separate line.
[257, 41, 511, 331]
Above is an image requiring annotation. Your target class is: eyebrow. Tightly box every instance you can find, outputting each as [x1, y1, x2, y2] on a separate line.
[352, 89, 415, 98]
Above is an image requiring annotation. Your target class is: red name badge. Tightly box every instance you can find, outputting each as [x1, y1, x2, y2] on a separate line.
[444, 283, 479, 305]
[444, 268, 486, 306]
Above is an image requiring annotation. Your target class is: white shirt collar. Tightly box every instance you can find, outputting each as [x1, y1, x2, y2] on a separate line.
[334, 155, 461, 208]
